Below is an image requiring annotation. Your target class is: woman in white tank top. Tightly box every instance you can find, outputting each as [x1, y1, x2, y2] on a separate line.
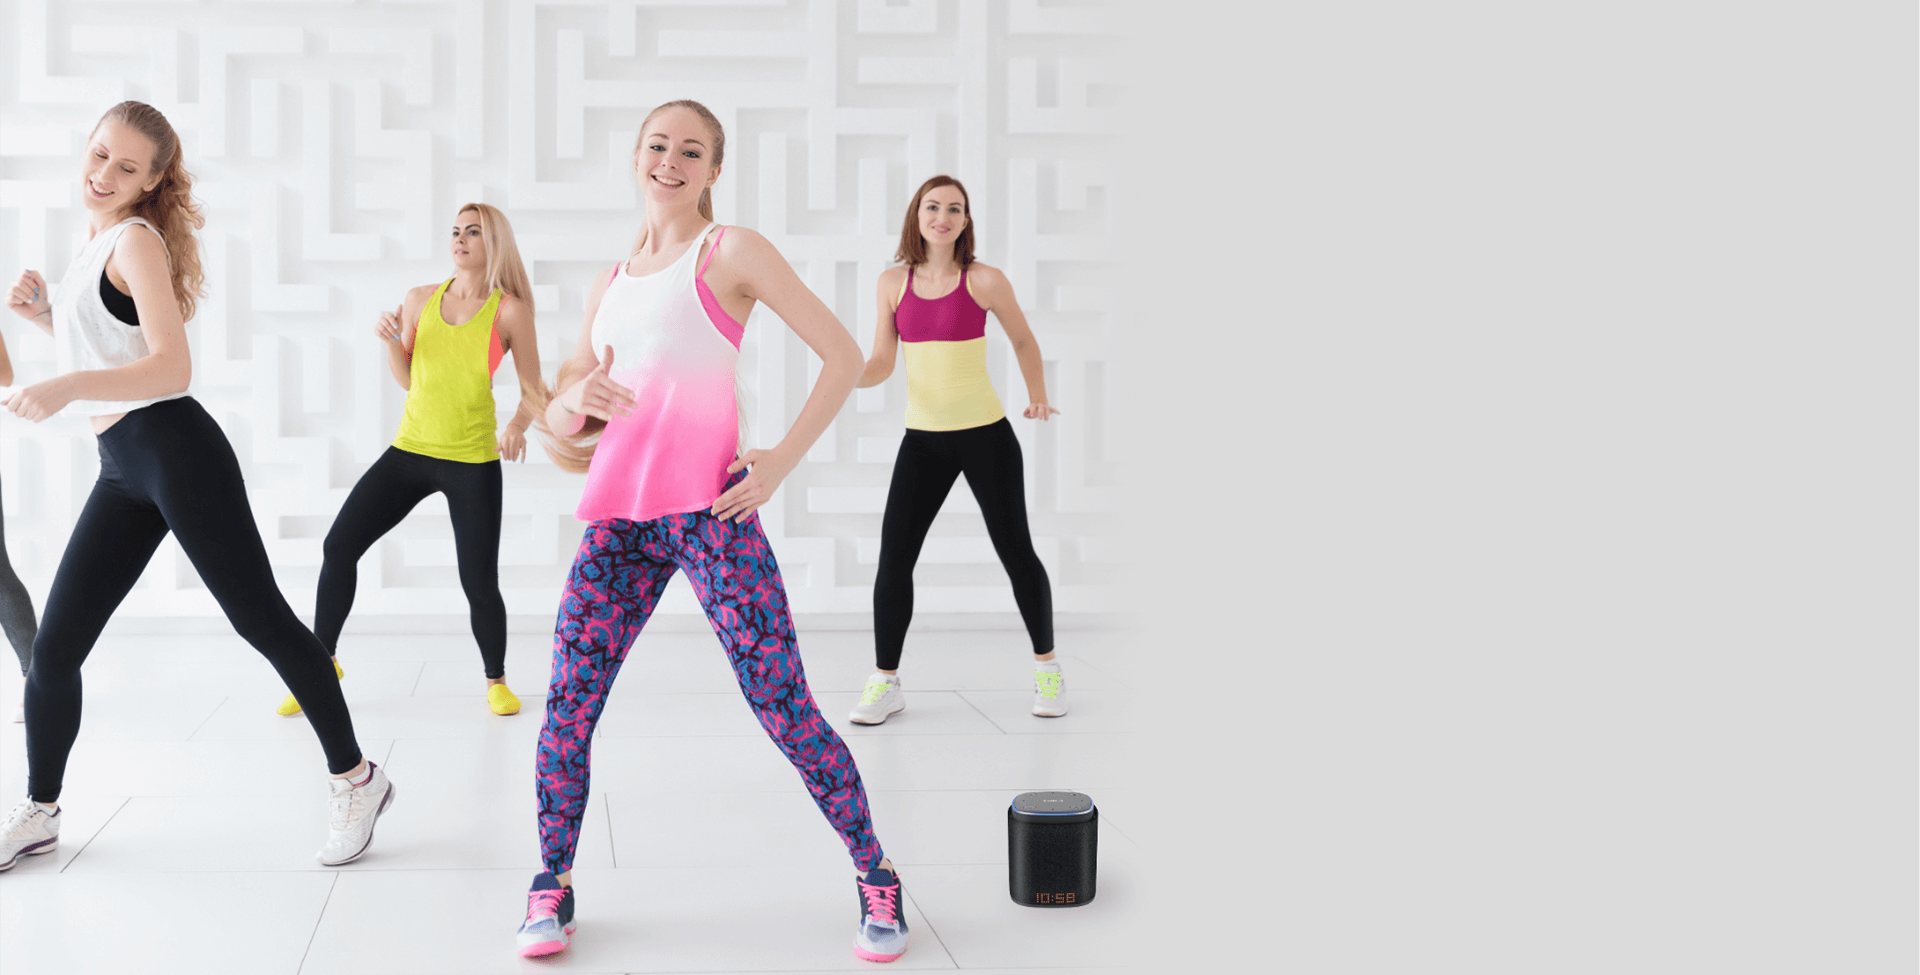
[0, 101, 397, 872]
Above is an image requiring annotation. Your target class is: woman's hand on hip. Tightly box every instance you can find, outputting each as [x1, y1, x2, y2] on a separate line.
[712, 448, 796, 523]
[3, 376, 75, 423]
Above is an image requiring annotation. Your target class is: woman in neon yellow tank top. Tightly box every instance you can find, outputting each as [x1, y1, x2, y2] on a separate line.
[275, 203, 545, 718]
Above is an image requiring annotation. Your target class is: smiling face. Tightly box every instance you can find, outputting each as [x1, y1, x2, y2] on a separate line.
[81, 120, 161, 218]
[634, 106, 720, 214]
[451, 209, 488, 271]
[918, 185, 969, 248]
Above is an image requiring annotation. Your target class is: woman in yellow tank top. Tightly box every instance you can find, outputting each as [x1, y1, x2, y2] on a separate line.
[275, 203, 544, 717]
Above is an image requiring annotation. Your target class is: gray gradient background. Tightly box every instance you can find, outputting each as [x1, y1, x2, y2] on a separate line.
[1115, 2, 1914, 972]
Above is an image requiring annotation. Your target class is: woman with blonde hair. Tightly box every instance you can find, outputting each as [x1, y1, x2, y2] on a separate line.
[0, 101, 393, 870]
[274, 203, 544, 718]
[514, 99, 906, 964]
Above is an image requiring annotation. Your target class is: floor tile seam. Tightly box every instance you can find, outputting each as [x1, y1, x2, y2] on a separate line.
[58, 795, 130, 874]
[406, 661, 428, 696]
[295, 872, 340, 975]
[952, 690, 1012, 735]
[901, 882, 959, 968]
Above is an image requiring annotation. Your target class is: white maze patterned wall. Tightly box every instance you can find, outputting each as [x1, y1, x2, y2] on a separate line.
[0, 0, 1123, 619]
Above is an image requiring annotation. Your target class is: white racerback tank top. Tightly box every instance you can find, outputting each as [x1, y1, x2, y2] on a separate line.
[54, 217, 189, 417]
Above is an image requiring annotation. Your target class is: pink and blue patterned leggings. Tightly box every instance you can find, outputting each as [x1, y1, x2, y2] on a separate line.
[535, 504, 884, 875]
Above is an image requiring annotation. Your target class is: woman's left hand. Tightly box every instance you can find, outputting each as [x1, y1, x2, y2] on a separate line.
[712, 448, 796, 523]
[3, 377, 74, 423]
[1023, 401, 1061, 421]
[497, 425, 527, 462]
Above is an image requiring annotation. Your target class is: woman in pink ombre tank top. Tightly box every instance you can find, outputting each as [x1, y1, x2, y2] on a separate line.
[517, 100, 910, 966]
[573, 219, 746, 523]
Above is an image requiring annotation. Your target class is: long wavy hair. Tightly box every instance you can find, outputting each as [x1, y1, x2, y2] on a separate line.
[541, 100, 728, 473]
[459, 203, 534, 313]
[456, 202, 550, 430]
[895, 175, 974, 268]
[97, 101, 205, 321]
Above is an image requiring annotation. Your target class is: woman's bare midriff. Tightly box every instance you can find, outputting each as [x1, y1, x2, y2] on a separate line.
[91, 412, 126, 434]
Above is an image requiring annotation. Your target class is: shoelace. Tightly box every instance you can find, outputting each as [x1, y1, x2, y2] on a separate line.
[1035, 671, 1063, 699]
[859, 679, 893, 705]
[1, 800, 42, 835]
[858, 880, 899, 926]
[327, 779, 371, 830]
[525, 887, 566, 922]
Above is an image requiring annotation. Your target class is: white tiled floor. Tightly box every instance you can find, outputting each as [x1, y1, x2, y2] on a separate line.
[0, 624, 1140, 974]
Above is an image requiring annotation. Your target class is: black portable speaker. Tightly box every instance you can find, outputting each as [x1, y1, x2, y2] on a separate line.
[1007, 791, 1097, 907]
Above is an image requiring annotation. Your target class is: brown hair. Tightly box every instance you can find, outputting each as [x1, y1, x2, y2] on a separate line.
[96, 101, 205, 321]
[894, 175, 974, 268]
[541, 101, 727, 471]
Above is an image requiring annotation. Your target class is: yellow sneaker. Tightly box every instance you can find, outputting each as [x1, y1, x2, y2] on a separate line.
[277, 659, 345, 717]
[487, 683, 521, 716]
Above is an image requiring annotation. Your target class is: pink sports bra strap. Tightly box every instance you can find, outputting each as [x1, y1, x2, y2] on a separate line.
[698, 226, 727, 278]
[607, 262, 620, 288]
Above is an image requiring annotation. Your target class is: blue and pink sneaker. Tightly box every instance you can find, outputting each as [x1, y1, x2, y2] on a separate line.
[853, 865, 910, 962]
[515, 872, 576, 957]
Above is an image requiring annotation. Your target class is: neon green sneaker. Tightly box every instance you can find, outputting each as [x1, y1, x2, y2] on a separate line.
[1032, 667, 1066, 717]
[849, 673, 904, 725]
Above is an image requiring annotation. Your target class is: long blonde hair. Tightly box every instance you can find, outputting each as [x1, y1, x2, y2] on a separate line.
[457, 203, 551, 432]
[98, 101, 206, 321]
[540, 101, 728, 473]
[459, 203, 533, 312]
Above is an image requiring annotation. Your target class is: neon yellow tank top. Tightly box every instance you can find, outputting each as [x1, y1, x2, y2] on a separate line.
[392, 281, 505, 463]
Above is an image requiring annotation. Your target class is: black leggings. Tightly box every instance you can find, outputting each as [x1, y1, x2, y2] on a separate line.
[874, 418, 1053, 670]
[26, 398, 362, 801]
[0, 475, 39, 677]
[316, 446, 506, 679]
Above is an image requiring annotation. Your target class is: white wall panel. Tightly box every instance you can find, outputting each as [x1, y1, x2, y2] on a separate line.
[0, 0, 1123, 619]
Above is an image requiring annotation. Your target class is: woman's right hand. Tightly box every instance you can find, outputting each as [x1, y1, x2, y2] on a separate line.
[7, 270, 49, 322]
[375, 303, 404, 345]
[562, 346, 637, 421]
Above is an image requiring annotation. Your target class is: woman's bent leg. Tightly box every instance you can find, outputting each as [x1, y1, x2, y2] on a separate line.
[315, 447, 435, 653]
[442, 459, 507, 679]
[536, 520, 674, 875]
[132, 400, 362, 774]
[873, 431, 962, 671]
[675, 511, 885, 871]
[959, 420, 1054, 656]
[25, 475, 167, 802]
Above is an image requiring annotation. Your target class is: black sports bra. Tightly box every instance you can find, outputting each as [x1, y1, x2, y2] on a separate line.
[98, 271, 139, 326]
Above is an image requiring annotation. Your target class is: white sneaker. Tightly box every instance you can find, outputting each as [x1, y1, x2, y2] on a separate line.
[0, 798, 59, 871]
[317, 762, 396, 866]
[849, 674, 904, 725]
[1032, 668, 1067, 717]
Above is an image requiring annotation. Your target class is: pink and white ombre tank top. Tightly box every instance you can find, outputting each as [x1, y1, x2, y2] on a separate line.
[576, 223, 752, 524]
